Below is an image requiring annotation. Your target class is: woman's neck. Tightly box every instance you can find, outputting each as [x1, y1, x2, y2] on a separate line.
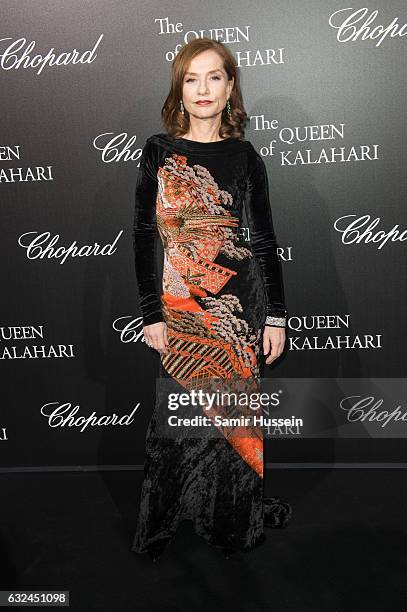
[182, 123, 224, 143]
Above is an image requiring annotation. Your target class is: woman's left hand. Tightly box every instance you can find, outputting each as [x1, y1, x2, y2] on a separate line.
[263, 326, 286, 365]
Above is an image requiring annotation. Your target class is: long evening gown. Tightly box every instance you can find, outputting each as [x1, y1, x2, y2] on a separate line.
[131, 133, 292, 559]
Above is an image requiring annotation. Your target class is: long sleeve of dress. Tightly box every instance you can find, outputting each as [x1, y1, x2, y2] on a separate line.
[245, 147, 288, 328]
[133, 138, 164, 326]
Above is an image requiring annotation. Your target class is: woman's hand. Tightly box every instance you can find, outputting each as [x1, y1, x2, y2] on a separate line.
[263, 326, 286, 365]
[143, 321, 170, 354]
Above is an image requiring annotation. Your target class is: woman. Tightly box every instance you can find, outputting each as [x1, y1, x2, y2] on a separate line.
[131, 37, 292, 562]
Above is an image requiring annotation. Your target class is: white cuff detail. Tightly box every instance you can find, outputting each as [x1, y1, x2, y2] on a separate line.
[265, 315, 286, 328]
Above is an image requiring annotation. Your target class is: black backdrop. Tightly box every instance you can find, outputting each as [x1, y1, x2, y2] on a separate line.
[2, 0, 406, 469]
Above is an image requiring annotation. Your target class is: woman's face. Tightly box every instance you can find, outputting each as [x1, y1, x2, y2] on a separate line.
[181, 49, 234, 122]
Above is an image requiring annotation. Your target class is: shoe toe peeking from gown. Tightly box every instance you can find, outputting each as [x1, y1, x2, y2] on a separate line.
[146, 537, 170, 563]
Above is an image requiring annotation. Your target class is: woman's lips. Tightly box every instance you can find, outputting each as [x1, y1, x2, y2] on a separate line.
[196, 101, 213, 105]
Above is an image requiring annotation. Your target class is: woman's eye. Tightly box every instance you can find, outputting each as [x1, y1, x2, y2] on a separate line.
[185, 75, 221, 83]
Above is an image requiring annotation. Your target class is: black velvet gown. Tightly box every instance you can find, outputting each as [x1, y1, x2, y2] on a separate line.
[131, 132, 292, 558]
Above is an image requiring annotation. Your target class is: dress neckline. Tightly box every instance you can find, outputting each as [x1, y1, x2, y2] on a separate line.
[174, 135, 238, 145]
[152, 132, 247, 154]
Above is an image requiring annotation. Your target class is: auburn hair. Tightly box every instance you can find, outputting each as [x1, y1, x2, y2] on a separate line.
[161, 37, 248, 140]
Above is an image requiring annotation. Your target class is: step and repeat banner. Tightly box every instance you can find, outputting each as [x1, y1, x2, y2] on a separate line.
[1, 1, 406, 468]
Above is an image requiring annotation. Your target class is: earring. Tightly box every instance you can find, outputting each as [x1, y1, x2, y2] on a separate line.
[226, 98, 232, 119]
[180, 100, 185, 115]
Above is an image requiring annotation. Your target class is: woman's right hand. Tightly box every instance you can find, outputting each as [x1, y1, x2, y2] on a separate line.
[143, 321, 170, 354]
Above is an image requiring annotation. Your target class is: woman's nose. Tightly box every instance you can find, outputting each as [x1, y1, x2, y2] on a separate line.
[197, 81, 209, 94]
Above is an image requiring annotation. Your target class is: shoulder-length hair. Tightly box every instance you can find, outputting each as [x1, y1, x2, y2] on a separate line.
[161, 37, 248, 140]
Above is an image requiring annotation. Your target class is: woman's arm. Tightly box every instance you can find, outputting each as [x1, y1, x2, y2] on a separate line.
[133, 138, 165, 326]
[244, 147, 288, 328]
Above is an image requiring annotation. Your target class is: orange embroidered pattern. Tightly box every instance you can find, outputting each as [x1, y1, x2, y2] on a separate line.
[156, 153, 264, 477]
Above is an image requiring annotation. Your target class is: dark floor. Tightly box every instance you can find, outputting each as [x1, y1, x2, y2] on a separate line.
[1, 467, 406, 612]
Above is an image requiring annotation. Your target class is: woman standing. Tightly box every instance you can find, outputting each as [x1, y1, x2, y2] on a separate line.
[131, 37, 292, 561]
